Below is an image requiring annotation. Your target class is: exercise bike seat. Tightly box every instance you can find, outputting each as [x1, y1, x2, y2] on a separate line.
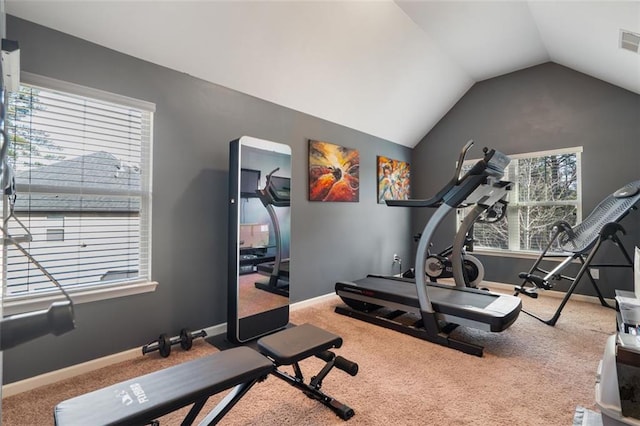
[257, 323, 342, 365]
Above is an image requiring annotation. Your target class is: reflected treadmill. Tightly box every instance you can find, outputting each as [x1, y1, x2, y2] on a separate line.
[255, 169, 290, 297]
[335, 143, 522, 356]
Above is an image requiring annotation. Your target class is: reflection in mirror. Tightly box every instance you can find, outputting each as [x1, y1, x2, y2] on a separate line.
[227, 136, 291, 343]
[254, 169, 290, 297]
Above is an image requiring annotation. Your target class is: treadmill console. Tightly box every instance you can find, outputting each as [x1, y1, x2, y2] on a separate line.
[484, 150, 511, 178]
[268, 176, 290, 202]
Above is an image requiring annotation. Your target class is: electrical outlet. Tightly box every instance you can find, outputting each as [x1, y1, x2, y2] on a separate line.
[591, 268, 599, 279]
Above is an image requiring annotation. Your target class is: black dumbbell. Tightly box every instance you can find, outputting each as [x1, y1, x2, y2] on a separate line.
[142, 333, 172, 357]
[179, 328, 207, 351]
[142, 328, 208, 358]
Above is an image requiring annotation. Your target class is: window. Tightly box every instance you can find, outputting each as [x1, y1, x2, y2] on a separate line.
[458, 147, 582, 254]
[2, 73, 155, 312]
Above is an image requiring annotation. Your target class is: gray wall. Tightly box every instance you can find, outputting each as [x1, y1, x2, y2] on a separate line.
[3, 16, 411, 384]
[412, 62, 640, 297]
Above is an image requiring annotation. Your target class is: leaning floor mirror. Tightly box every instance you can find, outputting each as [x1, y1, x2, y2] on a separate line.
[227, 136, 291, 343]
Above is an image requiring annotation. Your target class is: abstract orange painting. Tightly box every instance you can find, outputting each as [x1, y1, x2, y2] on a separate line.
[377, 156, 410, 204]
[308, 140, 359, 202]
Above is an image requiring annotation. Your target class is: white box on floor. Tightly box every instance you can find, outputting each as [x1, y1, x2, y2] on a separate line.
[595, 334, 640, 426]
[239, 223, 269, 248]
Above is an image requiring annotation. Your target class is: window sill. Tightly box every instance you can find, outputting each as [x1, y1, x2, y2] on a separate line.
[2, 280, 158, 316]
[471, 249, 573, 262]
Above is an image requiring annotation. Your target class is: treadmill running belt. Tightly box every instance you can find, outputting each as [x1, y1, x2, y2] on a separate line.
[336, 275, 521, 332]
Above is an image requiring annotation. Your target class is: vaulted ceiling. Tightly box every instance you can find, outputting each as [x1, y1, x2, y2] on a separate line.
[5, 1, 640, 148]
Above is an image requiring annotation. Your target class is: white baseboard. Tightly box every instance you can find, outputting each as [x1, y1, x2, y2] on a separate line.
[290, 292, 337, 311]
[2, 323, 226, 398]
[2, 347, 141, 398]
[1, 295, 336, 398]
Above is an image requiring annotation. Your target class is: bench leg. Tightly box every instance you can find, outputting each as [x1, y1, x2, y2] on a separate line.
[182, 397, 208, 425]
[194, 378, 263, 426]
[271, 365, 355, 420]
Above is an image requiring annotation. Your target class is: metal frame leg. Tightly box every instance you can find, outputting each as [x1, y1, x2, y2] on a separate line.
[194, 379, 263, 426]
[521, 223, 627, 326]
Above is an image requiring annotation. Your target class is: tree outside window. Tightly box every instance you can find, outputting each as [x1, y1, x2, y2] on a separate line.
[458, 148, 582, 253]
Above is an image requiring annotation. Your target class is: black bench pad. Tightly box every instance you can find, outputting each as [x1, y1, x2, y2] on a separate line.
[257, 323, 342, 365]
[54, 346, 273, 425]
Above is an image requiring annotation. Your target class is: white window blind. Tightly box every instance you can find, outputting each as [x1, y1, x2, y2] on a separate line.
[3, 74, 154, 298]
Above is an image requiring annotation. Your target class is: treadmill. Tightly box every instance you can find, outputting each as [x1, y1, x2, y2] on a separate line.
[255, 168, 290, 297]
[335, 142, 522, 356]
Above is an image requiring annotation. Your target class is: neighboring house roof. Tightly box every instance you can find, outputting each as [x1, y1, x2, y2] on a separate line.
[13, 151, 141, 213]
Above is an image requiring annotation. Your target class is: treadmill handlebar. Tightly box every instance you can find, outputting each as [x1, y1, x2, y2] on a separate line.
[265, 167, 280, 181]
[454, 140, 475, 183]
[387, 143, 511, 209]
[259, 168, 290, 207]
[386, 140, 476, 209]
[386, 196, 441, 208]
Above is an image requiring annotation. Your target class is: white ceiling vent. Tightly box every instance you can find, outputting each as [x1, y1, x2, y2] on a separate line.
[620, 29, 640, 53]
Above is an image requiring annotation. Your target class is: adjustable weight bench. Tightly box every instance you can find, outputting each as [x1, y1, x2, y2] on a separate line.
[54, 323, 358, 425]
[257, 323, 358, 420]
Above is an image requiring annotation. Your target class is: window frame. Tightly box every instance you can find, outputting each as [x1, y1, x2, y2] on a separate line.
[459, 146, 583, 257]
[2, 73, 157, 315]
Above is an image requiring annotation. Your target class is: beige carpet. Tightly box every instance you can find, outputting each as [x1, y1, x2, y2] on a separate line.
[2, 288, 616, 425]
[238, 272, 287, 318]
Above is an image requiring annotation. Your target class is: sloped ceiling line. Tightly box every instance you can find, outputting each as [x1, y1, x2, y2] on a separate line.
[5, 1, 640, 148]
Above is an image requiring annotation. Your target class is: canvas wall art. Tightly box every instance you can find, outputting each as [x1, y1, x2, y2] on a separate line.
[308, 140, 359, 202]
[377, 156, 410, 204]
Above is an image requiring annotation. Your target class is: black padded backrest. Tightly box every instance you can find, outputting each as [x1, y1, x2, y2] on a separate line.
[559, 180, 640, 253]
[54, 346, 273, 425]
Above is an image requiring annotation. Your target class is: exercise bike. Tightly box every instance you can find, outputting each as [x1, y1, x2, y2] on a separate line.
[402, 199, 507, 289]
[402, 231, 483, 287]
